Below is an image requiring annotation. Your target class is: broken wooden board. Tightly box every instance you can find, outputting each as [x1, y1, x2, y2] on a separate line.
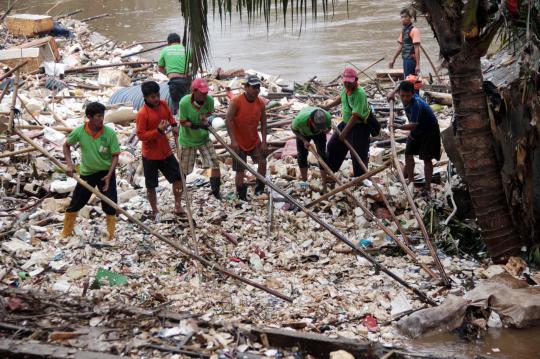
[0, 338, 123, 359]
[6, 14, 54, 37]
[0, 48, 42, 73]
[249, 326, 384, 358]
[11, 36, 61, 62]
[376, 69, 404, 81]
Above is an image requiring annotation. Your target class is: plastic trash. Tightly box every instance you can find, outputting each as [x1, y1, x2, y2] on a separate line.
[90, 268, 128, 289]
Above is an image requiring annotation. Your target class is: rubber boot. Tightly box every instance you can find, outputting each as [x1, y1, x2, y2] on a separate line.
[61, 211, 78, 237]
[254, 179, 265, 195]
[106, 215, 116, 240]
[236, 185, 248, 201]
[210, 176, 221, 199]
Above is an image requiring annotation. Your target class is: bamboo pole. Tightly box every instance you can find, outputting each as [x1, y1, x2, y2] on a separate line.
[307, 141, 439, 281]
[14, 127, 292, 303]
[388, 101, 450, 286]
[120, 43, 168, 59]
[175, 145, 199, 256]
[64, 61, 155, 74]
[0, 61, 28, 82]
[331, 123, 412, 245]
[16, 124, 72, 132]
[306, 161, 391, 208]
[7, 71, 20, 135]
[419, 45, 441, 81]
[17, 94, 42, 126]
[0, 82, 10, 104]
[0, 147, 37, 159]
[208, 126, 436, 305]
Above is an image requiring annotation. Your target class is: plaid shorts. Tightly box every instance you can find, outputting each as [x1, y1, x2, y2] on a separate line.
[179, 140, 219, 174]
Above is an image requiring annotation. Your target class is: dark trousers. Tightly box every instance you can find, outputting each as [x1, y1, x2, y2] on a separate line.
[403, 58, 417, 77]
[327, 121, 370, 177]
[66, 170, 117, 215]
[296, 132, 327, 169]
[168, 77, 189, 115]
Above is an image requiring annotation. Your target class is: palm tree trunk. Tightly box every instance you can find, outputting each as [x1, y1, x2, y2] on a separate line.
[448, 51, 522, 261]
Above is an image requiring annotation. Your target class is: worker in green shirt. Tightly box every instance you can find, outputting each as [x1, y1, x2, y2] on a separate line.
[178, 78, 222, 199]
[158, 33, 191, 115]
[291, 106, 331, 182]
[324, 67, 371, 178]
[62, 102, 121, 240]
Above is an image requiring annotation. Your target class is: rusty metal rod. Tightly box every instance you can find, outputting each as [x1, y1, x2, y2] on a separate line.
[208, 126, 436, 305]
[14, 127, 292, 303]
[388, 101, 450, 286]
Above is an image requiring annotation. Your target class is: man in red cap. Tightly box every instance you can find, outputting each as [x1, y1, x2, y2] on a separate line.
[226, 74, 268, 201]
[324, 67, 371, 179]
[178, 78, 222, 199]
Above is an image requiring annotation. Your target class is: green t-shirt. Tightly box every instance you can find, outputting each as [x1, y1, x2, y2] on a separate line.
[67, 124, 121, 176]
[291, 106, 331, 137]
[340, 87, 370, 123]
[178, 94, 215, 147]
[157, 44, 190, 75]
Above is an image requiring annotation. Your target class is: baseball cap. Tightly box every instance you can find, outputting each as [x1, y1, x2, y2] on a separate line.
[191, 78, 209, 94]
[342, 67, 357, 83]
[405, 74, 422, 90]
[312, 109, 328, 131]
[245, 74, 261, 86]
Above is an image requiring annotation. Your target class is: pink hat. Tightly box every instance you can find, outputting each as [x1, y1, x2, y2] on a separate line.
[342, 67, 357, 83]
[191, 78, 209, 94]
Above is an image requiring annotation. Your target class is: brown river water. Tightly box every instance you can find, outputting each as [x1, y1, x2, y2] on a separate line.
[3, 0, 540, 357]
[2, 0, 441, 81]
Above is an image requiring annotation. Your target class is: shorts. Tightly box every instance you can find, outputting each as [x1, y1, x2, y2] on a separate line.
[405, 126, 441, 161]
[232, 144, 266, 172]
[179, 140, 219, 175]
[142, 155, 182, 188]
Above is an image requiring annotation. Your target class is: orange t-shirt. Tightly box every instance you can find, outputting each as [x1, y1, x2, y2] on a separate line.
[136, 100, 177, 160]
[230, 94, 265, 152]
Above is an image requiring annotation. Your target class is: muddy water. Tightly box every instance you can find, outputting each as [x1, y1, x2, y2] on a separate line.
[406, 327, 540, 359]
[1, 0, 440, 81]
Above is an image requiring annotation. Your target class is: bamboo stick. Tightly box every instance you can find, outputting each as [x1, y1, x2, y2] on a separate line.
[331, 123, 411, 245]
[208, 126, 436, 305]
[306, 161, 391, 208]
[7, 71, 20, 135]
[420, 45, 441, 81]
[0, 61, 28, 82]
[175, 145, 199, 256]
[308, 138, 439, 281]
[82, 13, 109, 22]
[120, 43, 168, 59]
[17, 94, 42, 126]
[388, 101, 450, 286]
[14, 127, 292, 303]
[0, 147, 37, 159]
[16, 124, 72, 132]
[64, 61, 155, 74]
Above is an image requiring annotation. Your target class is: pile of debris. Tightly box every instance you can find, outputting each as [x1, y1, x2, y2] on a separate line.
[1, 11, 539, 359]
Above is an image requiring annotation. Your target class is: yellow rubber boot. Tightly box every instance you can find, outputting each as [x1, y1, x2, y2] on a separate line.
[106, 215, 116, 240]
[61, 211, 78, 237]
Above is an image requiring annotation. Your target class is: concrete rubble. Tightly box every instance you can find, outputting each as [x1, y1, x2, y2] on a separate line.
[1, 14, 539, 359]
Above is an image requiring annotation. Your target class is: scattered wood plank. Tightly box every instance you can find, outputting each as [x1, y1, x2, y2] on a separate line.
[5, 14, 54, 37]
[0, 338, 123, 359]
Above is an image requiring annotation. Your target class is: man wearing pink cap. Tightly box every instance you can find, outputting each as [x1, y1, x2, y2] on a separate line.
[324, 67, 371, 178]
[178, 78, 222, 199]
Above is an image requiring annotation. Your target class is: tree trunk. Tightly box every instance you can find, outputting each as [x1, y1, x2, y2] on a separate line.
[448, 52, 522, 261]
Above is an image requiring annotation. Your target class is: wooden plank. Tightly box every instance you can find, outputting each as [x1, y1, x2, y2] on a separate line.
[249, 327, 384, 358]
[0, 338, 122, 359]
[0, 48, 42, 73]
[6, 14, 54, 37]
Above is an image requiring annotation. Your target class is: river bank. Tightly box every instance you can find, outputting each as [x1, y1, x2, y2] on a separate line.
[1, 10, 540, 359]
